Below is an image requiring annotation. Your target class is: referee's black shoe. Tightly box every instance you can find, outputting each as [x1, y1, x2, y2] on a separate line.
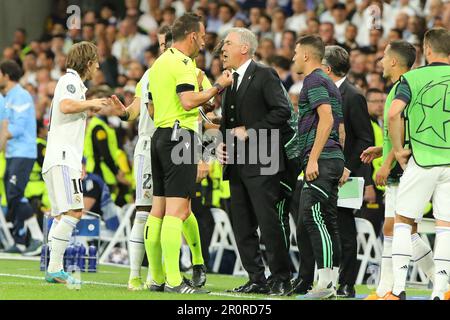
[269, 279, 293, 296]
[227, 281, 270, 294]
[165, 281, 210, 294]
[191, 264, 207, 288]
[289, 278, 313, 295]
[336, 284, 356, 298]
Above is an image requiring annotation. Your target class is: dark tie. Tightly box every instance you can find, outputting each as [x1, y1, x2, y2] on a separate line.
[230, 72, 240, 104]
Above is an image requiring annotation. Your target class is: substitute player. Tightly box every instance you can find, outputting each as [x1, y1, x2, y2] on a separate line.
[42, 42, 124, 284]
[361, 40, 435, 300]
[145, 13, 232, 294]
[387, 28, 450, 300]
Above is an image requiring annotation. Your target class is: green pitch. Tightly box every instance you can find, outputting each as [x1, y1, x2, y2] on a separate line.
[0, 258, 431, 300]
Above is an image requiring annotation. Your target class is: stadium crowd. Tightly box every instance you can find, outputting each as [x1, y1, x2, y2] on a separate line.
[1, 0, 450, 297]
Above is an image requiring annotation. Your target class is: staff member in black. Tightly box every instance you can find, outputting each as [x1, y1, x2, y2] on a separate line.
[217, 27, 293, 295]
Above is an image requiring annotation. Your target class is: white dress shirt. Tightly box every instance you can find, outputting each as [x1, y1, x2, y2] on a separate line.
[233, 59, 252, 90]
[335, 76, 346, 89]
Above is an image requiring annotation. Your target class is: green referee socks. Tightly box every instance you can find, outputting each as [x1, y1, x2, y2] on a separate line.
[183, 212, 204, 266]
[144, 215, 165, 285]
[161, 215, 183, 287]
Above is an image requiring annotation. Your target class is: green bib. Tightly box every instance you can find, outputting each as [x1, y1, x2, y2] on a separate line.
[383, 81, 399, 167]
[402, 65, 450, 167]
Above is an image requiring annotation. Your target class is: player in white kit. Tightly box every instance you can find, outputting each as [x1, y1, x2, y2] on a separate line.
[43, 42, 124, 284]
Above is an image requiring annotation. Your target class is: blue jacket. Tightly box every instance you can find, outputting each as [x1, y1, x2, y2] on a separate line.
[4, 84, 37, 159]
[0, 94, 5, 121]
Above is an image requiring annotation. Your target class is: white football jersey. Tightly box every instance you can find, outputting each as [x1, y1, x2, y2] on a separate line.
[137, 69, 155, 138]
[42, 69, 88, 173]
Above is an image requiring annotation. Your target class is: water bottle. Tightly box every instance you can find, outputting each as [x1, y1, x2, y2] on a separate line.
[64, 245, 75, 271]
[78, 244, 86, 272]
[40, 244, 48, 271]
[88, 245, 97, 272]
[73, 243, 81, 268]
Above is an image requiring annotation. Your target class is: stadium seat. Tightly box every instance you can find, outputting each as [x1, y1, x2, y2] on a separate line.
[0, 210, 14, 249]
[98, 204, 134, 264]
[355, 217, 382, 285]
[208, 208, 246, 276]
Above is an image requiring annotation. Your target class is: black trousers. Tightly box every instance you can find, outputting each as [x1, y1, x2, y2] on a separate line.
[229, 165, 291, 283]
[298, 159, 343, 271]
[336, 207, 357, 286]
[279, 157, 301, 250]
[4, 158, 34, 245]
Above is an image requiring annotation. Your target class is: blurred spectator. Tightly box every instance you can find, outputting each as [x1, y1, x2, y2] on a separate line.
[112, 17, 152, 73]
[286, 0, 308, 33]
[331, 3, 349, 44]
[161, 6, 177, 27]
[258, 38, 276, 65]
[217, 4, 236, 38]
[306, 18, 320, 36]
[366, 87, 385, 126]
[320, 0, 338, 23]
[269, 55, 293, 90]
[258, 14, 274, 42]
[248, 7, 262, 34]
[272, 8, 287, 48]
[138, 0, 160, 33]
[343, 23, 359, 50]
[21, 52, 38, 87]
[366, 72, 385, 92]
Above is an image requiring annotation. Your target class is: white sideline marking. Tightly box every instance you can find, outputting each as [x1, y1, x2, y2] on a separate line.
[0, 273, 284, 300]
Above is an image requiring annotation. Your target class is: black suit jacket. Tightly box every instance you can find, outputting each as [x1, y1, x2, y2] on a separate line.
[220, 60, 293, 178]
[339, 78, 374, 179]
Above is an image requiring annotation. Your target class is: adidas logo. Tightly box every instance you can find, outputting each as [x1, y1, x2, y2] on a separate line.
[437, 270, 448, 276]
[400, 265, 408, 270]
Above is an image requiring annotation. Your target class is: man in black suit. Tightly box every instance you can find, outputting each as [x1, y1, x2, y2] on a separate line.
[216, 27, 294, 295]
[322, 45, 374, 297]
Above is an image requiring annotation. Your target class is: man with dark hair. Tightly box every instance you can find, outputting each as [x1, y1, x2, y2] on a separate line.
[292, 36, 345, 299]
[315, 44, 373, 298]
[381, 28, 450, 300]
[0, 60, 37, 254]
[143, 13, 232, 294]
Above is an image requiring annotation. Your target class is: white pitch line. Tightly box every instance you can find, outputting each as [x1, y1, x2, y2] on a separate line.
[0, 273, 285, 300]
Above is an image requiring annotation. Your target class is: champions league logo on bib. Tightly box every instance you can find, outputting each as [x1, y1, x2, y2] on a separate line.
[411, 77, 450, 146]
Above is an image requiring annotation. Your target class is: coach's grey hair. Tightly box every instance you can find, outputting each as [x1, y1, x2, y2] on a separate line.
[227, 28, 258, 57]
[322, 45, 350, 78]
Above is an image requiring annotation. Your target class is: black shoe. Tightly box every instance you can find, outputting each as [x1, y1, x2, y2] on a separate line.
[269, 279, 293, 296]
[227, 281, 270, 294]
[290, 278, 313, 295]
[164, 281, 210, 294]
[191, 264, 207, 288]
[148, 281, 165, 292]
[336, 284, 356, 298]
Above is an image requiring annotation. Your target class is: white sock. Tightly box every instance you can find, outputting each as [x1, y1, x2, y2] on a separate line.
[392, 223, 412, 296]
[25, 216, 44, 241]
[411, 233, 434, 283]
[47, 215, 79, 273]
[332, 267, 339, 289]
[128, 211, 148, 280]
[317, 268, 333, 289]
[431, 227, 450, 300]
[47, 219, 59, 251]
[376, 236, 393, 297]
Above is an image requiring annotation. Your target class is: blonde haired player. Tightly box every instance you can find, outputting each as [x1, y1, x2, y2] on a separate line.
[43, 42, 124, 284]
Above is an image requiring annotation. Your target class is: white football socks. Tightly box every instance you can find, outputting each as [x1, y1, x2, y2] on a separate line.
[411, 233, 435, 283]
[392, 223, 412, 296]
[128, 211, 148, 280]
[431, 227, 450, 300]
[47, 215, 79, 273]
[376, 236, 393, 297]
[317, 268, 333, 289]
[47, 218, 59, 251]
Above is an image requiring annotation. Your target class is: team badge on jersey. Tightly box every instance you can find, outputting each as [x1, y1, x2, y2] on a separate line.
[67, 84, 76, 94]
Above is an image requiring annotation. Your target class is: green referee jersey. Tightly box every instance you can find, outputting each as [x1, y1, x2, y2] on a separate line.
[149, 47, 200, 132]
